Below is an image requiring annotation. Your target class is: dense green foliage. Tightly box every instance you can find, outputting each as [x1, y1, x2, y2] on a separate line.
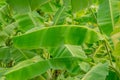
[0, 0, 120, 80]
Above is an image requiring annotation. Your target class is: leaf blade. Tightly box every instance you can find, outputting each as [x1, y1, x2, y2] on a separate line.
[13, 25, 100, 49]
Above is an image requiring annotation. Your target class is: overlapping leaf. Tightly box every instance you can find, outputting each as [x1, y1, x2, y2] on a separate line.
[53, 6, 67, 25]
[6, 0, 51, 13]
[97, 0, 120, 36]
[71, 0, 93, 12]
[4, 56, 81, 80]
[49, 44, 87, 59]
[82, 63, 109, 80]
[14, 12, 44, 32]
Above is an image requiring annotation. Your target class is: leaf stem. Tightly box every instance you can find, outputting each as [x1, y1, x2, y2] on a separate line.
[93, 44, 103, 57]
[93, 44, 103, 62]
[104, 41, 113, 66]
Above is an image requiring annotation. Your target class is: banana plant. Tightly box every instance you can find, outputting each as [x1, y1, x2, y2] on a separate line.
[0, 0, 120, 80]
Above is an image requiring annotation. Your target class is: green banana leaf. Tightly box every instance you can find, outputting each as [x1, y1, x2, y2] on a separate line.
[53, 6, 67, 25]
[48, 44, 87, 59]
[82, 63, 109, 80]
[13, 25, 100, 49]
[0, 47, 37, 65]
[4, 56, 81, 80]
[97, 0, 120, 36]
[71, 0, 93, 12]
[14, 12, 44, 32]
[6, 0, 51, 13]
